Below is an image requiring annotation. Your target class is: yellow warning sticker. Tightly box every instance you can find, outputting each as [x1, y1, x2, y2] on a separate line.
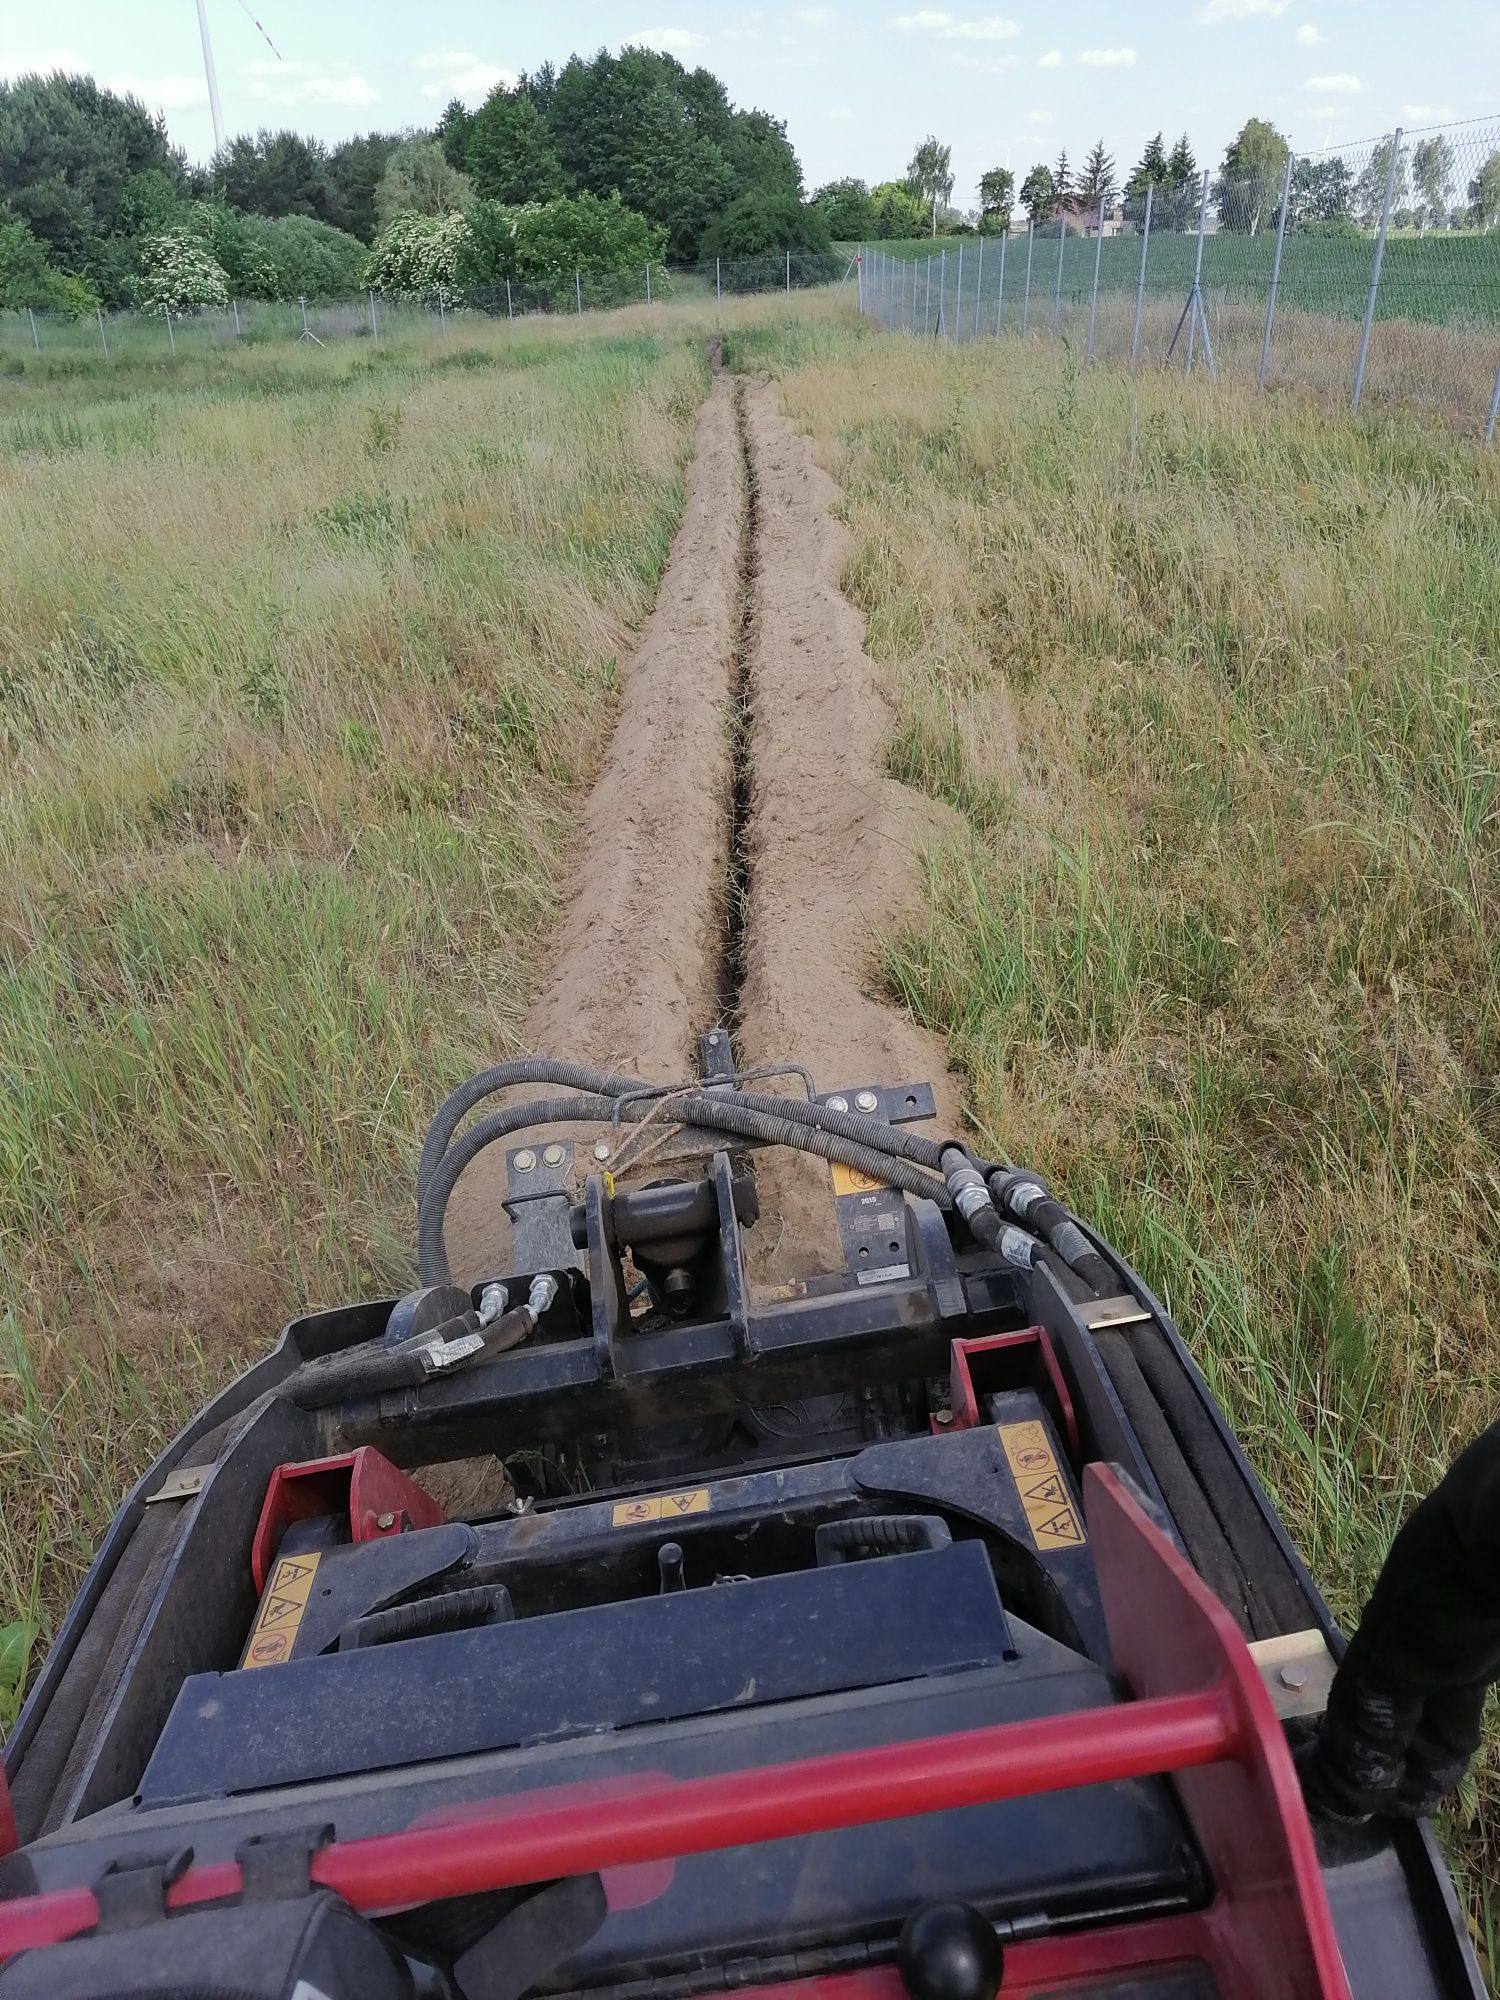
[997, 1421, 1087, 1551]
[240, 1550, 322, 1670]
[610, 1488, 710, 1529]
[831, 1161, 888, 1197]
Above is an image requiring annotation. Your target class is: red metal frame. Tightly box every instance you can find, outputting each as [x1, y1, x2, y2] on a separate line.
[948, 1328, 1081, 1460]
[0, 1468, 1349, 1999]
[249, 1448, 446, 1592]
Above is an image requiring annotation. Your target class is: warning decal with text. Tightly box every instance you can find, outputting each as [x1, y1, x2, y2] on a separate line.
[239, 1551, 322, 1669]
[996, 1420, 1087, 1551]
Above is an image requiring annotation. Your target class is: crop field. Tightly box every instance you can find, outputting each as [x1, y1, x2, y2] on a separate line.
[3, 288, 1498, 1956]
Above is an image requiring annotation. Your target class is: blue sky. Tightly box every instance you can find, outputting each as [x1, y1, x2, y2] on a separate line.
[3, 1, 1496, 205]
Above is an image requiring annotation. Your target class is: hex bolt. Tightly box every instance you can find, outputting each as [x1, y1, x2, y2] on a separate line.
[854, 1090, 879, 1113]
[826, 1096, 848, 1114]
[513, 1149, 536, 1173]
[933, 1410, 954, 1427]
[375, 1510, 397, 1531]
[1278, 1665, 1309, 1692]
[708, 1030, 721, 1046]
[593, 1140, 611, 1161]
[542, 1143, 566, 1167]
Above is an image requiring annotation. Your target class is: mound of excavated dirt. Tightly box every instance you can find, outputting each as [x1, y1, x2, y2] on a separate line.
[442, 369, 963, 1291]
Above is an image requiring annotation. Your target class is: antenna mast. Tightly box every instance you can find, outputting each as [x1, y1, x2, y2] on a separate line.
[196, 0, 226, 155]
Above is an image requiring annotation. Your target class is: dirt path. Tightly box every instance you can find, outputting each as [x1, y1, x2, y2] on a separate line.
[445, 364, 962, 1288]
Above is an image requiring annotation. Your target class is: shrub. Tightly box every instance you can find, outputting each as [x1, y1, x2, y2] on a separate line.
[700, 191, 837, 290]
[0, 218, 98, 315]
[364, 211, 469, 302]
[132, 229, 229, 315]
[455, 193, 669, 306]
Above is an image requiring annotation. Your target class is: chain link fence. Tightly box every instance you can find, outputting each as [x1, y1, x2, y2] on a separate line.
[0, 251, 852, 369]
[860, 113, 1500, 439]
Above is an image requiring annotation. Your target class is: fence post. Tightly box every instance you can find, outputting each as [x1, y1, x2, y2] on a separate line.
[973, 234, 983, 338]
[1186, 170, 1209, 371]
[1022, 219, 1034, 333]
[368, 290, 378, 339]
[1051, 212, 1066, 334]
[1485, 358, 1500, 444]
[1130, 182, 1153, 369]
[232, 296, 241, 337]
[164, 306, 175, 355]
[856, 246, 863, 314]
[97, 305, 109, 357]
[1352, 126, 1401, 416]
[1258, 151, 1295, 390]
[1086, 210, 1104, 363]
[716, 257, 722, 318]
[505, 278, 513, 322]
[438, 291, 446, 335]
[924, 254, 932, 335]
[996, 225, 1007, 334]
[939, 247, 947, 337]
[575, 269, 583, 316]
[645, 262, 652, 306]
[27, 306, 39, 353]
[785, 248, 791, 299]
[954, 243, 962, 340]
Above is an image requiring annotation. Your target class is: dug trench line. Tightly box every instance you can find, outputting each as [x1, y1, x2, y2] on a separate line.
[444, 364, 964, 1290]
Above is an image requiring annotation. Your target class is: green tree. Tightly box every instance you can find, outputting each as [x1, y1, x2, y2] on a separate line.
[213, 129, 337, 224]
[1470, 150, 1500, 230]
[1126, 133, 1168, 201]
[870, 180, 926, 238]
[724, 108, 803, 201]
[253, 212, 368, 298]
[1355, 135, 1407, 226]
[813, 177, 877, 239]
[906, 135, 954, 236]
[0, 71, 185, 294]
[133, 228, 229, 314]
[466, 86, 564, 205]
[374, 138, 470, 226]
[1052, 150, 1072, 209]
[1219, 117, 1289, 232]
[1019, 162, 1056, 224]
[0, 215, 97, 311]
[1289, 155, 1354, 225]
[326, 131, 404, 242]
[435, 99, 474, 171]
[365, 210, 469, 301]
[1409, 134, 1454, 232]
[977, 167, 1014, 233]
[1165, 133, 1199, 228]
[1075, 140, 1116, 221]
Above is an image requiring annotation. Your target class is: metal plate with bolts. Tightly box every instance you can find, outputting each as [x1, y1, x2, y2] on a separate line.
[504, 1141, 580, 1276]
[817, 1082, 937, 1128]
[144, 1466, 211, 1505]
[1247, 1628, 1338, 1721]
[817, 1082, 934, 1285]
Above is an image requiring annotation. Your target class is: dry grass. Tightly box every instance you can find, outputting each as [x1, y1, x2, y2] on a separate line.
[0, 313, 711, 1711]
[729, 316, 1500, 1955]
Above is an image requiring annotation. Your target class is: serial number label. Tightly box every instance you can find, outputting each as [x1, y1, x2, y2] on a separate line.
[997, 1421, 1087, 1551]
[611, 1488, 710, 1528]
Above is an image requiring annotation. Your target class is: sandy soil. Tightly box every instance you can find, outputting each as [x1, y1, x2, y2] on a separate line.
[734, 379, 964, 1281]
[443, 364, 963, 1289]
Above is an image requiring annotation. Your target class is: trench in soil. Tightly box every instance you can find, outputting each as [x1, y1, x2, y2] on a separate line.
[714, 378, 759, 1054]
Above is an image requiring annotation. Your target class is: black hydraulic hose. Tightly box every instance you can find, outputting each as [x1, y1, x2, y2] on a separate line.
[416, 1091, 953, 1286]
[988, 1168, 1118, 1295]
[339, 1583, 514, 1650]
[418, 1060, 643, 1205]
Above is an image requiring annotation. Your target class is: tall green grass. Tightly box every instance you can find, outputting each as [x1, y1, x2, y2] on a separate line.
[747, 319, 1500, 1949]
[0, 320, 708, 1719]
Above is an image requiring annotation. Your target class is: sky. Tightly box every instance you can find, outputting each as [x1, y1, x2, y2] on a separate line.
[3, 0, 1497, 205]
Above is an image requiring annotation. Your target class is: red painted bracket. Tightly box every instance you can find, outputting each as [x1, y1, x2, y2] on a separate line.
[948, 1327, 1080, 1459]
[250, 1448, 446, 1592]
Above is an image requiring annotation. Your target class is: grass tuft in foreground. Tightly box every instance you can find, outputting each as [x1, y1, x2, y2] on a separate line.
[0, 320, 708, 1716]
[733, 318, 1500, 1955]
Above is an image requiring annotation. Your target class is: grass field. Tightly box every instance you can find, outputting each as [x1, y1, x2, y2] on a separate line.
[726, 316, 1500, 1955]
[862, 226, 1500, 327]
[0, 316, 708, 1717]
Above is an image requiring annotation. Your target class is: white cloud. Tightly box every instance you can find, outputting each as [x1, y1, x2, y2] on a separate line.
[629, 24, 709, 49]
[0, 49, 84, 79]
[947, 50, 1022, 70]
[1038, 47, 1062, 66]
[1294, 23, 1325, 43]
[1402, 102, 1454, 120]
[246, 59, 380, 107]
[107, 73, 208, 111]
[1302, 71, 1364, 93]
[890, 10, 1020, 35]
[415, 52, 515, 103]
[796, 7, 836, 21]
[1197, 0, 1288, 19]
[1024, 108, 1053, 125]
[1078, 47, 1136, 65]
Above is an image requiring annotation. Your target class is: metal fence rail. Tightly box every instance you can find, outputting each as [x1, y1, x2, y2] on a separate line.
[858, 111, 1500, 439]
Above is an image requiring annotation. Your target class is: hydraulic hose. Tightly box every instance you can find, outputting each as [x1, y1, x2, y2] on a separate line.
[416, 1089, 955, 1286]
[988, 1168, 1118, 1295]
[418, 1060, 644, 1206]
